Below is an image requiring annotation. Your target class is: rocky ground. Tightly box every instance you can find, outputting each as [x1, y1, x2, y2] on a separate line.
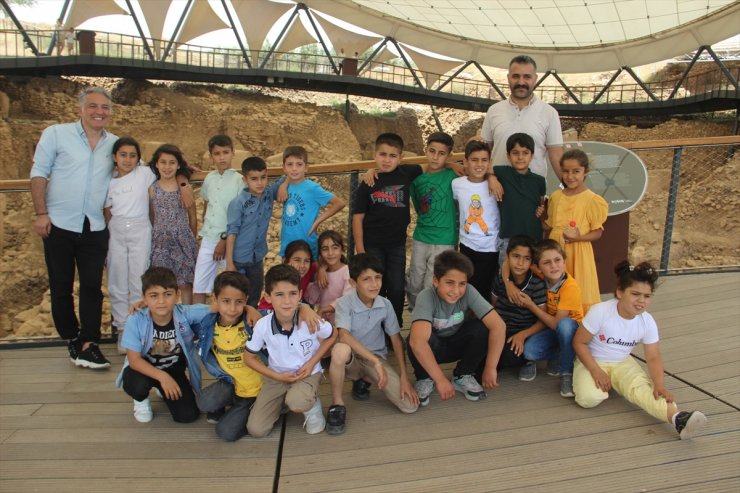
[0, 76, 736, 338]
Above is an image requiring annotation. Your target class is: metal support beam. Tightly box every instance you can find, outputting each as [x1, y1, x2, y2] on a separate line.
[704, 45, 739, 90]
[45, 0, 71, 55]
[0, 0, 40, 56]
[549, 70, 581, 104]
[667, 46, 705, 100]
[660, 147, 683, 271]
[533, 71, 551, 90]
[592, 68, 622, 104]
[436, 60, 472, 91]
[220, 0, 250, 68]
[472, 61, 506, 99]
[162, 0, 193, 61]
[623, 66, 657, 101]
[260, 5, 300, 69]
[299, 4, 339, 74]
[125, 0, 155, 61]
[431, 106, 443, 132]
[388, 38, 425, 89]
[358, 38, 389, 73]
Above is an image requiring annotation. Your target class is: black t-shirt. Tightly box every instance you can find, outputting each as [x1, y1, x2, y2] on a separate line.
[353, 164, 423, 248]
[145, 319, 182, 369]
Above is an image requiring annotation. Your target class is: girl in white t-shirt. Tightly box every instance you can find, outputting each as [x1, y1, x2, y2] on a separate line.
[105, 137, 156, 353]
[572, 261, 707, 439]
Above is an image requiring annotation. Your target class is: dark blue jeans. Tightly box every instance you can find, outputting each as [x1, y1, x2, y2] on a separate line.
[233, 260, 264, 309]
[523, 318, 579, 374]
[366, 244, 406, 327]
[408, 319, 489, 380]
[197, 379, 255, 442]
[43, 219, 108, 343]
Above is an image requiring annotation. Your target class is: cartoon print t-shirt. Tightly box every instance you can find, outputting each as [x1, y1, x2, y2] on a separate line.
[451, 176, 500, 252]
[353, 164, 423, 249]
[145, 319, 182, 369]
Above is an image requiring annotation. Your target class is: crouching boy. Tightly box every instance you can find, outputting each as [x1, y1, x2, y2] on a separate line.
[326, 254, 420, 435]
[408, 251, 506, 406]
[245, 265, 336, 436]
[116, 267, 211, 423]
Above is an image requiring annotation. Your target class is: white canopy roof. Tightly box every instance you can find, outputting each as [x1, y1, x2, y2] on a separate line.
[57, 0, 740, 73]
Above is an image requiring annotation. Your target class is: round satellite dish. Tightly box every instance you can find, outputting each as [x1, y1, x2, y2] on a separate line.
[546, 141, 648, 216]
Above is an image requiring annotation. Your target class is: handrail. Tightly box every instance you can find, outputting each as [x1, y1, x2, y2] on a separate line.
[0, 29, 737, 108]
[3, 136, 738, 192]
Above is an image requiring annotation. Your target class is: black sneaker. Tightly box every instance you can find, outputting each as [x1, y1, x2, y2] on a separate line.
[351, 379, 371, 401]
[206, 408, 226, 424]
[326, 405, 346, 435]
[674, 411, 707, 440]
[67, 338, 82, 364]
[75, 343, 111, 369]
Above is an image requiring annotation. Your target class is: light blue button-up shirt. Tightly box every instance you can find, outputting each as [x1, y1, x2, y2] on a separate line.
[30, 121, 116, 233]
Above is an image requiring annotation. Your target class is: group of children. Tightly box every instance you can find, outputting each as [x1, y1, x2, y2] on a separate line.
[106, 129, 706, 442]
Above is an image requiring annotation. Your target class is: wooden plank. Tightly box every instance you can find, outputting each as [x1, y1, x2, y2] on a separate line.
[651, 477, 740, 493]
[0, 478, 275, 493]
[0, 430, 15, 442]
[0, 404, 41, 417]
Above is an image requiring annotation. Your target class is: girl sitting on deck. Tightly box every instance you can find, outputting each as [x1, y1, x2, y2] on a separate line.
[572, 261, 707, 439]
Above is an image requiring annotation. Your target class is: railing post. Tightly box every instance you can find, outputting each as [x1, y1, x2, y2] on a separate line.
[660, 147, 683, 272]
[347, 170, 358, 259]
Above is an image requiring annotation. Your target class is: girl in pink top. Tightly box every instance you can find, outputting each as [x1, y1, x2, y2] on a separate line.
[306, 230, 352, 325]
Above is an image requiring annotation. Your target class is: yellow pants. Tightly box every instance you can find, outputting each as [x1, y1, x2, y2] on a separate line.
[573, 357, 670, 422]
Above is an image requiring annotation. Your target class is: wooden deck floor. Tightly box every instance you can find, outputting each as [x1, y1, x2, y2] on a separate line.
[1, 272, 738, 492]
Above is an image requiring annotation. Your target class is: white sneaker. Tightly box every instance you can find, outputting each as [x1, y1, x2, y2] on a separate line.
[414, 378, 435, 407]
[303, 398, 326, 434]
[133, 398, 153, 423]
[452, 374, 487, 401]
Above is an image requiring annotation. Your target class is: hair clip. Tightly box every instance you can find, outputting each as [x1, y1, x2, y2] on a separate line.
[628, 265, 635, 271]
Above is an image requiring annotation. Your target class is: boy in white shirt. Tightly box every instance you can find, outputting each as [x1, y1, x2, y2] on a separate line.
[245, 264, 336, 436]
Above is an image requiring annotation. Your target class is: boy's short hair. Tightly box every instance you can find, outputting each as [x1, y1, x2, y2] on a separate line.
[208, 134, 233, 152]
[506, 235, 536, 255]
[265, 264, 301, 294]
[506, 133, 535, 155]
[349, 253, 384, 280]
[241, 156, 267, 174]
[426, 131, 454, 152]
[213, 271, 250, 298]
[433, 250, 474, 281]
[141, 267, 178, 293]
[375, 132, 404, 153]
[535, 239, 567, 264]
[282, 146, 308, 164]
[464, 139, 490, 159]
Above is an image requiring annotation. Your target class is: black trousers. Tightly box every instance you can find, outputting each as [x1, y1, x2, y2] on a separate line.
[122, 359, 199, 423]
[459, 243, 498, 301]
[43, 219, 108, 343]
[408, 319, 489, 380]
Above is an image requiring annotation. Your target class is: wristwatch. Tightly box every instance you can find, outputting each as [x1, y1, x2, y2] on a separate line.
[220, 232, 228, 240]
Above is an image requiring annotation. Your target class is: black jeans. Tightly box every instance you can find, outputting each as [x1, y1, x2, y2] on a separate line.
[366, 244, 406, 327]
[122, 359, 200, 423]
[459, 243, 498, 301]
[43, 219, 108, 343]
[408, 319, 489, 380]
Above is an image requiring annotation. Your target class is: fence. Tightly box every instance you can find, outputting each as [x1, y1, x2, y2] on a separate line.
[0, 138, 737, 345]
[1, 28, 737, 107]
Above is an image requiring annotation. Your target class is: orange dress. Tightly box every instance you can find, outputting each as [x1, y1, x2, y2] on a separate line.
[546, 189, 608, 311]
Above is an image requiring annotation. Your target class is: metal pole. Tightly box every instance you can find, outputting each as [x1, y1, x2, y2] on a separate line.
[667, 47, 705, 100]
[660, 147, 683, 271]
[472, 61, 506, 99]
[592, 68, 622, 103]
[389, 38, 424, 88]
[431, 106, 443, 132]
[623, 66, 657, 101]
[220, 0, 250, 68]
[300, 4, 339, 74]
[704, 45, 739, 89]
[358, 38, 388, 73]
[260, 6, 299, 69]
[162, 0, 193, 61]
[347, 171, 358, 258]
[0, 0, 40, 56]
[125, 0, 155, 61]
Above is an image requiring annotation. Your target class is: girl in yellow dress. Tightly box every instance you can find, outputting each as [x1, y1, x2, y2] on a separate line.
[545, 149, 608, 313]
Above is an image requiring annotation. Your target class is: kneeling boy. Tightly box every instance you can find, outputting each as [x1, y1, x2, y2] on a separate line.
[116, 267, 211, 423]
[245, 265, 336, 436]
[408, 250, 506, 406]
[326, 254, 419, 435]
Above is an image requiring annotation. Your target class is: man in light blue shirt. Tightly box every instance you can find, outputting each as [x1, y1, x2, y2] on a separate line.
[30, 87, 116, 370]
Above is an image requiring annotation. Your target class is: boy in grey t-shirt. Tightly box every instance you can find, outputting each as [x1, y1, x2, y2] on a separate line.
[326, 254, 419, 435]
[409, 251, 506, 406]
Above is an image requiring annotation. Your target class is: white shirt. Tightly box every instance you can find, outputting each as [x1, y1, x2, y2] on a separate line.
[451, 177, 499, 252]
[480, 95, 563, 178]
[105, 165, 156, 219]
[583, 298, 659, 363]
[246, 312, 333, 375]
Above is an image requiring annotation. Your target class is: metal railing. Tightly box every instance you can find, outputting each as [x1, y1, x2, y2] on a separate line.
[1, 29, 737, 108]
